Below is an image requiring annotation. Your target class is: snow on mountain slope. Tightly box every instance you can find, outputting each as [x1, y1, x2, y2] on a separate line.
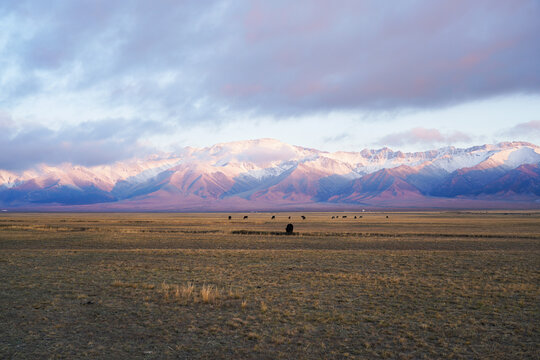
[479, 146, 540, 170]
[0, 170, 19, 188]
[0, 139, 538, 209]
[1, 157, 182, 191]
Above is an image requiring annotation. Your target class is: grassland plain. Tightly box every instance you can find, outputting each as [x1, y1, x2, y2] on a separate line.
[0, 211, 538, 359]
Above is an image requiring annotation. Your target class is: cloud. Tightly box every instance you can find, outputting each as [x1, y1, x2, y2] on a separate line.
[503, 120, 540, 136]
[377, 127, 472, 147]
[0, 118, 167, 170]
[0, 0, 538, 121]
[236, 143, 298, 165]
[208, 0, 540, 114]
[322, 133, 351, 145]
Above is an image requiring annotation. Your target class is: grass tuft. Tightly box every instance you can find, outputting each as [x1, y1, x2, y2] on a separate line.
[200, 284, 219, 304]
[179, 282, 195, 300]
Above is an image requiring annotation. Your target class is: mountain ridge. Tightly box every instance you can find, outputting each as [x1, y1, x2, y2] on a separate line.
[1, 139, 539, 210]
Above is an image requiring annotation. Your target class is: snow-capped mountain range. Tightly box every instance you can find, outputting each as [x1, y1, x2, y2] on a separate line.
[1, 139, 539, 210]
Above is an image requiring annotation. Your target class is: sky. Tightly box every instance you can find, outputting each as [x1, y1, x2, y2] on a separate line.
[1, 0, 539, 170]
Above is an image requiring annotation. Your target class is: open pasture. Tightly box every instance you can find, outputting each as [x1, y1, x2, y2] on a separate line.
[1, 211, 539, 359]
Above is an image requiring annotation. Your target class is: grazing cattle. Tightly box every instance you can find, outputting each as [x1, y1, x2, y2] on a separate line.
[228, 216, 231, 220]
[285, 223, 294, 234]
[354, 216, 357, 219]
[342, 216, 347, 219]
[331, 216, 335, 219]
[271, 215, 275, 220]
[301, 215, 306, 220]
[359, 216, 362, 218]
[243, 216, 248, 219]
[288, 216, 291, 219]
[386, 216, 389, 218]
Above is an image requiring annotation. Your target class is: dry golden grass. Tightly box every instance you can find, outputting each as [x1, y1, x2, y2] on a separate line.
[178, 282, 195, 300]
[200, 284, 219, 304]
[0, 211, 539, 359]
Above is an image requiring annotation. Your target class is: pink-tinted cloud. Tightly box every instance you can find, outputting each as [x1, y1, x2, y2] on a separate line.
[504, 120, 540, 136]
[378, 128, 472, 147]
[1, 0, 538, 119]
[0, 119, 166, 170]
[211, 0, 540, 114]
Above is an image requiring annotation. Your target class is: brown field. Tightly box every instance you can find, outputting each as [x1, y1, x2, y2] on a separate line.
[0, 211, 539, 359]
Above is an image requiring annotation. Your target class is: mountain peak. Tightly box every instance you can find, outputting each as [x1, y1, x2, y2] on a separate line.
[1, 140, 538, 209]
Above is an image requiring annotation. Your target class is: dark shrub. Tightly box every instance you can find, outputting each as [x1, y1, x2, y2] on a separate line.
[285, 223, 294, 234]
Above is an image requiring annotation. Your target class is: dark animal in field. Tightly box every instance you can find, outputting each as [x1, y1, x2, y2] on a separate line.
[386, 216, 389, 218]
[285, 223, 294, 234]
[359, 216, 362, 218]
[342, 216, 347, 219]
[228, 216, 231, 220]
[271, 215, 275, 219]
[301, 216, 306, 220]
[354, 216, 357, 219]
[331, 216, 335, 219]
[243, 216, 248, 219]
[288, 216, 291, 219]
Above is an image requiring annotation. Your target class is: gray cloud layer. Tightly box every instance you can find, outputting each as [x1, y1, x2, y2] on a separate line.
[504, 120, 540, 137]
[1, 0, 539, 116]
[377, 127, 472, 147]
[0, 118, 165, 170]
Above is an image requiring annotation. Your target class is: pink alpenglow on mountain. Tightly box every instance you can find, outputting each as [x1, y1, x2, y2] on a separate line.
[0, 139, 539, 210]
